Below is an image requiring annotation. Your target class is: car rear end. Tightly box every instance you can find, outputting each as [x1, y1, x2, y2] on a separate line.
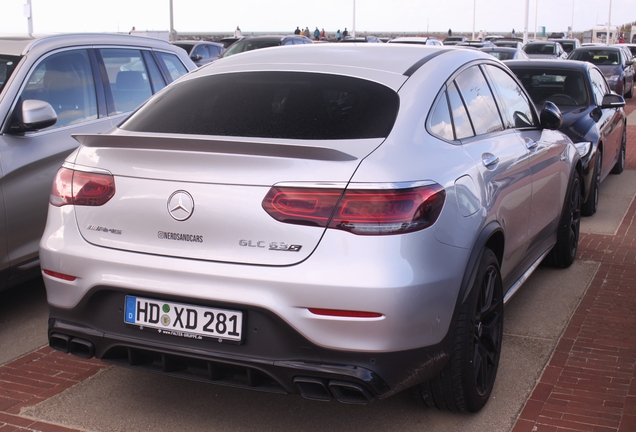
[40, 45, 471, 403]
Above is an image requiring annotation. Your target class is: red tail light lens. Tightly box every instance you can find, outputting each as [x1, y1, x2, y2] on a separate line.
[50, 167, 115, 207]
[262, 183, 445, 235]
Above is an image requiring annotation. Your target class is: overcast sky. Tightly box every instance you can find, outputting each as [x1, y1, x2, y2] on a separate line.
[1, 0, 634, 36]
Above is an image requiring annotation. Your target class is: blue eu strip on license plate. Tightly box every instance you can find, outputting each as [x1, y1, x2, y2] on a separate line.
[124, 295, 243, 341]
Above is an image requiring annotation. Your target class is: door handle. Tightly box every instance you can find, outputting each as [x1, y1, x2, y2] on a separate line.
[482, 153, 499, 168]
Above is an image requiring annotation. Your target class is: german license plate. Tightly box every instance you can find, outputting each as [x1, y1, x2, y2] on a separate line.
[124, 296, 243, 342]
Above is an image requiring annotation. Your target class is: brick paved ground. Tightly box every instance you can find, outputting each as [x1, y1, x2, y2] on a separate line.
[0, 348, 106, 431]
[513, 101, 636, 431]
[1, 96, 635, 432]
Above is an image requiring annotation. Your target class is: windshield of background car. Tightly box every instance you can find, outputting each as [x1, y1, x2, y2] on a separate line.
[523, 44, 555, 55]
[0, 55, 20, 95]
[511, 69, 590, 107]
[568, 49, 621, 65]
[486, 51, 514, 60]
[120, 71, 400, 140]
[560, 42, 576, 53]
[223, 40, 281, 57]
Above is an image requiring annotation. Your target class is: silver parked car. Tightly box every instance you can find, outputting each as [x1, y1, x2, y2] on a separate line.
[0, 33, 196, 291]
[40, 44, 582, 412]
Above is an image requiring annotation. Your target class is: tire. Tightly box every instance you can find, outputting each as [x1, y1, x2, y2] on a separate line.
[412, 248, 503, 412]
[581, 151, 600, 216]
[611, 127, 626, 174]
[545, 170, 581, 268]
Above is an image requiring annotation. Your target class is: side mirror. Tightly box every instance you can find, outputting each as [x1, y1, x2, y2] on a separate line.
[9, 99, 57, 133]
[540, 101, 563, 130]
[600, 93, 625, 108]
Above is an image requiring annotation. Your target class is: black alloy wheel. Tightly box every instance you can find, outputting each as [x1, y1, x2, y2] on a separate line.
[412, 247, 503, 412]
[582, 151, 601, 216]
[545, 170, 581, 268]
[611, 127, 626, 174]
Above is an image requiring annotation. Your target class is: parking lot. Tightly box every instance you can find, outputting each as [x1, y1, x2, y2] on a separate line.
[1, 75, 635, 432]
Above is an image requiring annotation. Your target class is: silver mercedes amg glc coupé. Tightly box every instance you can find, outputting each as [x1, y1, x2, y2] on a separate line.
[40, 43, 583, 412]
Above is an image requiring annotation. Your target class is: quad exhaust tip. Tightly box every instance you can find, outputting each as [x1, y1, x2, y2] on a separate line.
[49, 333, 95, 359]
[294, 377, 373, 404]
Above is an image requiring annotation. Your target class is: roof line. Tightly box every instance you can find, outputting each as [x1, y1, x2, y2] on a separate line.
[403, 49, 452, 77]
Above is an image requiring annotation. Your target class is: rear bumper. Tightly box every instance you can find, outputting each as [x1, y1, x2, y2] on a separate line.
[48, 292, 453, 402]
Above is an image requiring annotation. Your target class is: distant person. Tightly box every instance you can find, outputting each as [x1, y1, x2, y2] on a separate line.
[336, 29, 341, 41]
[342, 28, 349, 38]
[448, 28, 452, 37]
[512, 28, 515, 37]
[234, 26, 242, 37]
[129, 26, 135, 34]
[294, 26, 301, 35]
[320, 28, 326, 39]
[314, 27, 320, 40]
[304, 27, 311, 38]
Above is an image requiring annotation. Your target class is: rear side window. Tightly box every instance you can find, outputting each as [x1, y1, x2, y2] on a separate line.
[155, 52, 189, 81]
[454, 66, 503, 135]
[99, 49, 153, 114]
[121, 72, 399, 140]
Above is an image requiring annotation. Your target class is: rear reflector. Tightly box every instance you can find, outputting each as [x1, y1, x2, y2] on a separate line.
[308, 308, 382, 318]
[43, 269, 77, 281]
[50, 167, 115, 207]
[262, 183, 445, 235]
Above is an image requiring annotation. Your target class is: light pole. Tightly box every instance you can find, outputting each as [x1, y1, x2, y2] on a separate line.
[523, 0, 529, 44]
[169, 0, 176, 41]
[472, 0, 476, 40]
[352, 0, 356, 38]
[25, 0, 34, 35]
[606, 0, 612, 45]
[534, 0, 538, 40]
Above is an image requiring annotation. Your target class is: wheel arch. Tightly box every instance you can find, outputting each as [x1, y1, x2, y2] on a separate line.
[457, 221, 504, 307]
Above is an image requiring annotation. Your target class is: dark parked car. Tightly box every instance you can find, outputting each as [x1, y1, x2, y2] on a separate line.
[494, 40, 524, 49]
[172, 40, 226, 67]
[507, 59, 627, 216]
[568, 46, 634, 98]
[456, 40, 496, 48]
[222, 35, 313, 58]
[523, 41, 568, 59]
[480, 46, 530, 60]
[0, 33, 196, 291]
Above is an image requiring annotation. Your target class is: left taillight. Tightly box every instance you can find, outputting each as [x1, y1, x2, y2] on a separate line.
[50, 166, 115, 207]
[262, 183, 446, 235]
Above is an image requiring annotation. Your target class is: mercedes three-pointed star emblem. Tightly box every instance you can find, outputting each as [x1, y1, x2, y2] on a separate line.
[167, 190, 194, 221]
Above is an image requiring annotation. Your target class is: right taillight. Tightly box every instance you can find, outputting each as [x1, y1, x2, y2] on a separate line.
[262, 183, 445, 235]
[50, 166, 116, 207]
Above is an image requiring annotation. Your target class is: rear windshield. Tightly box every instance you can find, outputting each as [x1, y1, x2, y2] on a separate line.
[0, 55, 20, 95]
[568, 50, 620, 65]
[511, 69, 589, 107]
[523, 44, 555, 55]
[121, 71, 399, 140]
